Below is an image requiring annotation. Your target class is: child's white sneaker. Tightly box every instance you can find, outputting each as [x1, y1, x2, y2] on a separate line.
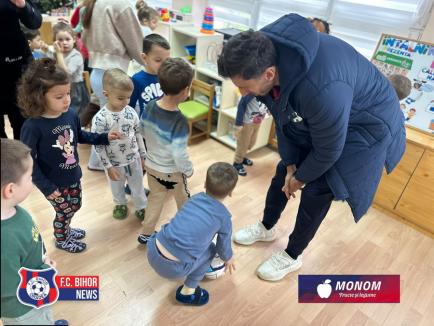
[256, 250, 302, 281]
[204, 254, 225, 279]
[233, 222, 276, 245]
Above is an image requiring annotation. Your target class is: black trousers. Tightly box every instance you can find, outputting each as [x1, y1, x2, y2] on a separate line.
[263, 160, 334, 259]
[0, 80, 26, 139]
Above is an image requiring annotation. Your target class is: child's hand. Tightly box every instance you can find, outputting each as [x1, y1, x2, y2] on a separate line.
[53, 41, 62, 54]
[224, 258, 236, 275]
[108, 167, 121, 181]
[40, 41, 49, 53]
[234, 126, 243, 140]
[108, 131, 122, 141]
[47, 189, 61, 200]
[43, 255, 57, 268]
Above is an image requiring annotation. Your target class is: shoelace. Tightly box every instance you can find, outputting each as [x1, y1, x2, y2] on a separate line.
[246, 223, 263, 236]
[69, 228, 84, 237]
[270, 252, 292, 269]
[59, 237, 85, 252]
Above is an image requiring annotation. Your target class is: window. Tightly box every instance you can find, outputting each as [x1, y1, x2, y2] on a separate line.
[210, 0, 434, 58]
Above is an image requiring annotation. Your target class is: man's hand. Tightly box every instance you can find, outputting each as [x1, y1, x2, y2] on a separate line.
[287, 175, 304, 196]
[224, 258, 236, 275]
[282, 164, 302, 199]
[107, 167, 121, 181]
[10, 0, 26, 8]
[140, 158, 146, 171]
[47, 189, 61, 200]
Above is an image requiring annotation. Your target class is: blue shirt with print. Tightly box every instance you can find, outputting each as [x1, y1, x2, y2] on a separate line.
[129, 70, 163, 117]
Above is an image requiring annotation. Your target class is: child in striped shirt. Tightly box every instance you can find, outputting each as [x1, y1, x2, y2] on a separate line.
[138, 58, 194, 244]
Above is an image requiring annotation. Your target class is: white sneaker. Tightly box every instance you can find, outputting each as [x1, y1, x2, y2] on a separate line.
[256, 251, 302, 281]
[204, 254, 225, 279]
[233, 222, 277, 245]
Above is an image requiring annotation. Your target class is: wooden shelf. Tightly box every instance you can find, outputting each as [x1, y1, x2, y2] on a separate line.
[196, 67, 224, 82]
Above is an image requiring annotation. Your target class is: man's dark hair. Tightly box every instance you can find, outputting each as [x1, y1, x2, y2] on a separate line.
[217, 30, 276, 80]
[158, 58, 193, 95]
[143, 33, 170, 54]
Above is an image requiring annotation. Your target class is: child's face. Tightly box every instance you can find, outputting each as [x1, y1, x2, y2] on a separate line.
[10, 156, 33, 204]
[104, 88, 133, 111]
[44, 84, 71, 115]
[141, 45, 170, 75]
[28, 35, 42, 50]
[142, 18, 158, 31]
[55, 31, 75, 53]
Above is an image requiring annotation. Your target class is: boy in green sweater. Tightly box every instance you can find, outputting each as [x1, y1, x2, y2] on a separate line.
[1, 139, 67, 325]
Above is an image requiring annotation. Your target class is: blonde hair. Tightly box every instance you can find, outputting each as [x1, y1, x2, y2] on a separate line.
[103, 68, 134, 91]
[1, 139, 31, 188]
[52, 22, 75, 41]
[136, 0, 159, 23]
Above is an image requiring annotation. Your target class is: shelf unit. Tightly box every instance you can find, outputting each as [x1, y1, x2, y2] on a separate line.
[211, 106, 273, 152]
[166, 24, 273, 152]
[154, 21, 193, 44]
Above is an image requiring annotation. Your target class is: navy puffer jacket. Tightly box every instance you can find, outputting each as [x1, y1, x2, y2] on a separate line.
[258, 14, 406, 221]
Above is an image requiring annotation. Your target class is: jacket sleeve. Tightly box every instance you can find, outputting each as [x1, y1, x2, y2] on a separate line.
[275, 124, 300, 166]
[115, 7, 143, 64]
[17, 0, 42, 29]
[20, 124, 57, 197]
[235, 95, 253, 126]
[215, 216, 233, 261]
[294, 81, 353, 183]
[76, 114, 110, 145]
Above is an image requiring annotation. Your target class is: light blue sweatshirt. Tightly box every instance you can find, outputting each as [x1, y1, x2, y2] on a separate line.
[156, 192, 233, 264]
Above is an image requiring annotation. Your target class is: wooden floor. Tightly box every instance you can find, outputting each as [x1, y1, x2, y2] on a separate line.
[5, 122, 434, 325]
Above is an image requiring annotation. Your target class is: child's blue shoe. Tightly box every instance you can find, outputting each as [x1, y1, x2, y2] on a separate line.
[175, 286, 209, 306]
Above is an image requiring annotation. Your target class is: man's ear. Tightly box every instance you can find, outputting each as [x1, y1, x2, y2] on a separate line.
[228, 190, 233, 198]
[264, 66, 276, 82]
[2, 183, 14, 200]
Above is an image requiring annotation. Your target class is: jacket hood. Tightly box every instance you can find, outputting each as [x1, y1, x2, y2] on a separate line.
[260, 14, 319, 95]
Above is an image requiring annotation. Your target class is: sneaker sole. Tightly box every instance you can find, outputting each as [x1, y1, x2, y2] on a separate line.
[233, 234, 277, 246]
[256, 261, 302, 282]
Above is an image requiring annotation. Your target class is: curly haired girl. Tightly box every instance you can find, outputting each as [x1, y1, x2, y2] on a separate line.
[19, 58, 120, 253]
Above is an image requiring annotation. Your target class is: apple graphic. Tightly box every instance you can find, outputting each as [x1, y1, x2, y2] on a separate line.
[317, 279, 332, 298]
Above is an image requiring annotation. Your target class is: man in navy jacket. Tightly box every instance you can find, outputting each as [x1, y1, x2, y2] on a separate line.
[218, 14, 405, 281]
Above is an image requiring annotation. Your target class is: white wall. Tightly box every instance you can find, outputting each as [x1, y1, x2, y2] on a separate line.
[421, 9, 434, 42]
